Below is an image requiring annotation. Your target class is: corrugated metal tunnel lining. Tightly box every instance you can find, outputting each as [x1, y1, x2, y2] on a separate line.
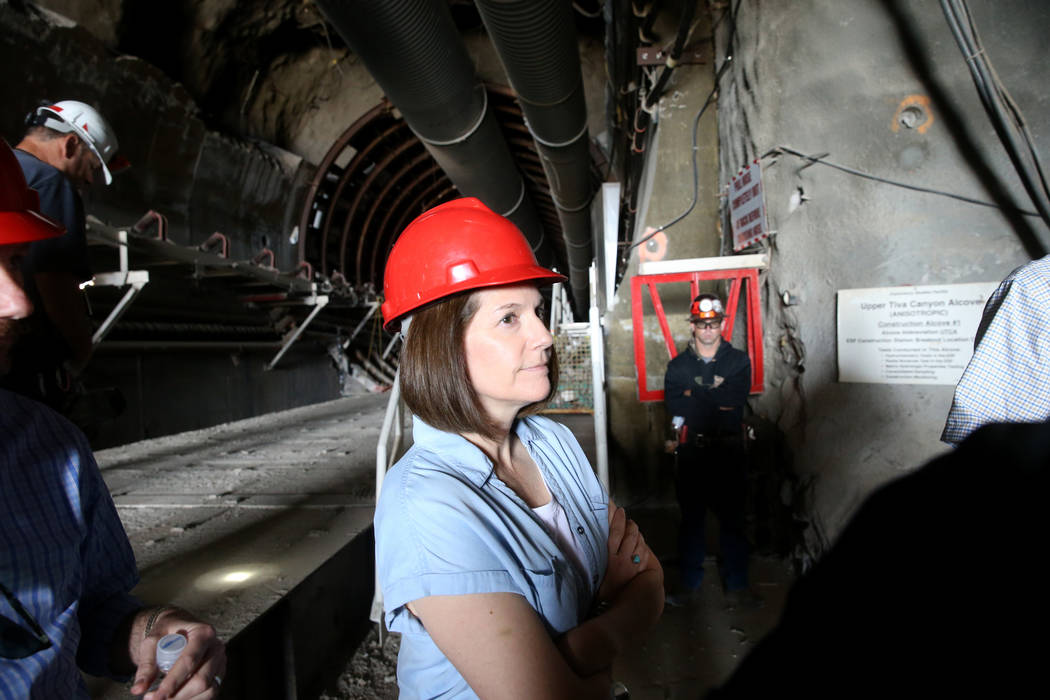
[297, 86, 605, 298]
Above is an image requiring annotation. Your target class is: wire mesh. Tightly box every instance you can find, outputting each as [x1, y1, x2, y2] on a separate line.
[545, 325, 593, 412]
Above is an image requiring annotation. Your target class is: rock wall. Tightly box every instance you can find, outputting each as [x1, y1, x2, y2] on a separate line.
[0, 1, 310, 268]
[713, 0, 1048, 545]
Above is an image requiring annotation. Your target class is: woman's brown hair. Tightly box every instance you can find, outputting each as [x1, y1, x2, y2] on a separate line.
[399, 289, 559, 442]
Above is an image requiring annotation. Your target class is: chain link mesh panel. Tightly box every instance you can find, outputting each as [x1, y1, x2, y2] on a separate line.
[545, 325, 593, 412]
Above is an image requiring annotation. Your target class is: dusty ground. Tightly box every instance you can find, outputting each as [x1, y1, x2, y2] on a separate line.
[320, 627, 401, 700]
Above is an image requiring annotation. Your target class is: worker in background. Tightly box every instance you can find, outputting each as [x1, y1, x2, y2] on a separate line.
[941, 254, 1050, 445]
[2, 99, 127, 410]
[0, 140, 225, 699]
[663, 293, 759, 608]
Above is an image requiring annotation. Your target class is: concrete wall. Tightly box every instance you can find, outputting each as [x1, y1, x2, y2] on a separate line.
[706, 0, 1048, 544]
[603, 6, 724, 508]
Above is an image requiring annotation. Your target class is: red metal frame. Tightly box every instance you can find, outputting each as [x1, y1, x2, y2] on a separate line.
[631, 269, 764, 401]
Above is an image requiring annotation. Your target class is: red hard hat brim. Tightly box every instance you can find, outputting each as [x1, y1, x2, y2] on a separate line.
[382, 264, 566, 331]
[0, 209, 66, 245]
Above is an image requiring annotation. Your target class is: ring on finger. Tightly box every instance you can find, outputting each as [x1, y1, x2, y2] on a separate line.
[214, 675, 223, 688]
[631, 554, 641, 564]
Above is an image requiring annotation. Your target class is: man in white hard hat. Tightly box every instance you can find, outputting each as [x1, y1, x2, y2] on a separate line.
[1, 139, 226, 698]
[4, 100, 128, 408]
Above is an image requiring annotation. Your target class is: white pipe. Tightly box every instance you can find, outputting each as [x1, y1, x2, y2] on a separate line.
[371, 369, 404, 631]
[588, 263, 609, 492]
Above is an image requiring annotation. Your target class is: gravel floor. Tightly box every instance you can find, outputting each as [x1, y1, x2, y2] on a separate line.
[320, 627, 402, 700]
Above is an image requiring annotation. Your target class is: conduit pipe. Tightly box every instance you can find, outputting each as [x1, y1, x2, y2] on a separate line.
[476, 0, 595, 315]
[314, 0, 555, 268]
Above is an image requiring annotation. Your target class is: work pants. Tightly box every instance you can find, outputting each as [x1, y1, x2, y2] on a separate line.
[675, 438, 750, 592]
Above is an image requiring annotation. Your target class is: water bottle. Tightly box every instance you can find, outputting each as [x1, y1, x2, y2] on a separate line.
[149, 633, 187, 691]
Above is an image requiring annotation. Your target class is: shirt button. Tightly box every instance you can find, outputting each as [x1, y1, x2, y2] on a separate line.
[576, 526, 585, 535]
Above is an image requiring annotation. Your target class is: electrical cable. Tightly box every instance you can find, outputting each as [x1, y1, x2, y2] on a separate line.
[949, 0, 1048, 194]
[626, 55, 734, 255]
[644, 0, 697, 109]
[765, 146, 1042, 217]
[625, 0, 742, 258]
[939, 0, 1050, 233]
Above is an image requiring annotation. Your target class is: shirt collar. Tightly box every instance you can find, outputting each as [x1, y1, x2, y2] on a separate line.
[411, 415, 541, 487]
[688, 339, 724, 360]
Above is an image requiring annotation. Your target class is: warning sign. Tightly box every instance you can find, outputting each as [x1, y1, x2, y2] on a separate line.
[837, 282, 998, 385]
[729, 160, 768, 251]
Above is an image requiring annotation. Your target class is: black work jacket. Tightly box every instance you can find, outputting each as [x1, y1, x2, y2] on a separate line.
[664, 340, 750, 437]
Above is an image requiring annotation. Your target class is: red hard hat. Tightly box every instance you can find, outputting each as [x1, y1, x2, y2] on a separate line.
[381, 197, 565, 331]
[0, 140, 65, 245]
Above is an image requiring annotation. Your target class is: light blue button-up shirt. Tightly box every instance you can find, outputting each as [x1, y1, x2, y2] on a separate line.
[375, 415, 609, 699]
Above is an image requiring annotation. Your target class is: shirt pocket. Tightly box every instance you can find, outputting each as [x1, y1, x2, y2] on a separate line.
[588, 498, 610, 578]
[524, 562, 580, 635]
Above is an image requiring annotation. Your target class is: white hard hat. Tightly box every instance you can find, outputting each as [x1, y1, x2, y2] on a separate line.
[31, 100, 123, 185]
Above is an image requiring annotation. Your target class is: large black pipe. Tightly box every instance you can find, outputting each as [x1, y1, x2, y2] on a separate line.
[313, 0, 553, 267]
[475, 0, 595, 314]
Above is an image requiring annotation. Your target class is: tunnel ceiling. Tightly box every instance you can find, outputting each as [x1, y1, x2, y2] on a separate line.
[299, 84, 606, 294]
[27, 0, 617, 354]
[42, 0, 609, 299]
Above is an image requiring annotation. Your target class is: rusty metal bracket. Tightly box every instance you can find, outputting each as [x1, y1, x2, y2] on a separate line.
[252, 248, 276, 269]
[289, 260, 313, 280]
[198, 232, 230, 258]
[132, 210, 168, 241]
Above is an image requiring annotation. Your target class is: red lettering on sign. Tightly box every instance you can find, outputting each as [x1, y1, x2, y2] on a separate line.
[732, 190, 753, 209]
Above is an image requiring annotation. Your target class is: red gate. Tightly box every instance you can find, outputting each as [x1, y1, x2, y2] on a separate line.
[631, 267, 764, 401]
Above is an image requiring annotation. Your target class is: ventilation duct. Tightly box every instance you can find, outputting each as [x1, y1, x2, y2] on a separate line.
[475, 0, 596, 314]
[313, 0, 555, 269]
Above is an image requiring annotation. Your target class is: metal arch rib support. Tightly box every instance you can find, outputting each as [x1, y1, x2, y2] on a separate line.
[265, 295, 330, 371]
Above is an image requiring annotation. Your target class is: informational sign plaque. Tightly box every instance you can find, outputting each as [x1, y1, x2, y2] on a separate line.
[838, 282, 998, 385]
[729, 159, 768, 251]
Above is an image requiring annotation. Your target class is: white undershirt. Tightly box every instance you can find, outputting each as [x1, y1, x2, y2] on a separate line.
[532, 490, 588, 577]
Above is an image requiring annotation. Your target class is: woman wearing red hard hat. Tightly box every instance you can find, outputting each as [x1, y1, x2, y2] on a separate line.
[374, 197, 663, 697]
